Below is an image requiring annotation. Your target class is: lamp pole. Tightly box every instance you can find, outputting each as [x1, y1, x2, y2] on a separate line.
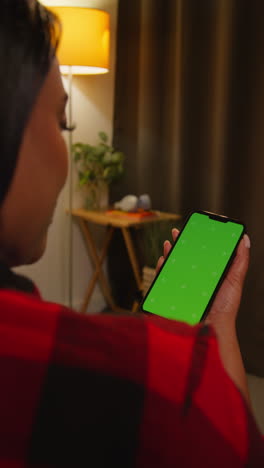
[68, 66, 74, 309]
[47, 6, 110, 311]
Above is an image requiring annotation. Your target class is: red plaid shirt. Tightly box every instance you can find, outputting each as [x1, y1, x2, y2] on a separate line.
[0, 286, 263, 467]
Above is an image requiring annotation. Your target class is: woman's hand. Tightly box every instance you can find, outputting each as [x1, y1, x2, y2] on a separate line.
[156, 228, 250, 327]
[156, 227, 251, 404]
[156, 228, 179, 274]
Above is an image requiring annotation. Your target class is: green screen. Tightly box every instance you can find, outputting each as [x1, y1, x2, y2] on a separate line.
[142, 212, 244, 325]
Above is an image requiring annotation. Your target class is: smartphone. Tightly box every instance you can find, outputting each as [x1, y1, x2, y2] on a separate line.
[141, 210, 245, 325]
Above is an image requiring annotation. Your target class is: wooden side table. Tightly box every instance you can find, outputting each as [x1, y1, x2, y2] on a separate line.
[71, 209, 181, 314]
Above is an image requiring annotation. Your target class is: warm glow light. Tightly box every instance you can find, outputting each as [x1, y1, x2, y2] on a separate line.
[48, 7, 110, 75]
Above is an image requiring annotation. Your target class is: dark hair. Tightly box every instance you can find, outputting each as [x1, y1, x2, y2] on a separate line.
[0, 0, 61, 204]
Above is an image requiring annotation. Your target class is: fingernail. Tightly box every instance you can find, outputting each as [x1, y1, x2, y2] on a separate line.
[172, 228, 178, 235]
[244, 234, 251, 248]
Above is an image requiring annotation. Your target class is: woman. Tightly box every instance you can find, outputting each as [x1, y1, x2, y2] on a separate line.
[0, 1, 263, 466]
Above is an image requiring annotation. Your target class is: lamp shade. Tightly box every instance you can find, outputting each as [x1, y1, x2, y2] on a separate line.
[48, 7, 110, 75]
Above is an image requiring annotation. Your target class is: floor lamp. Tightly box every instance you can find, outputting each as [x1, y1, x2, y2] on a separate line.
[48, 7, 110, 308]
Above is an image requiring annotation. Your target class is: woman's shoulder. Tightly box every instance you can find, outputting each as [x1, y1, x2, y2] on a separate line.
[0, 289, 263, 466]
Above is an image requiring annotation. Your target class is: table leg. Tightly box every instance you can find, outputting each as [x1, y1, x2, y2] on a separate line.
[121, 227, 143, 313]
[78, 219, 121, 314]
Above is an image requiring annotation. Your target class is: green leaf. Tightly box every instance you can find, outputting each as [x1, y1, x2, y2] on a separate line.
[71, 142, 83, 152]
[102, 151, 112, 164]
[79, 178, 87, 187]
[99, 131, 108, 143]
[111, 151, 124, 163]
[117, 163, 124, 175]
[74, 153, 81, 162]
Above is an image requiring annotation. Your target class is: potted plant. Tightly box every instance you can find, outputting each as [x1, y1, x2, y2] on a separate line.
[72, 131, 125, 210]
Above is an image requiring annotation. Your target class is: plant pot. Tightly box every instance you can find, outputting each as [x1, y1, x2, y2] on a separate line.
[142, 265, 156, 297]
[84, 181, 109, 210]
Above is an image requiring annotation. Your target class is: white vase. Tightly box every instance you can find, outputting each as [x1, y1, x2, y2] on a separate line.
[84, 182, 109, 210]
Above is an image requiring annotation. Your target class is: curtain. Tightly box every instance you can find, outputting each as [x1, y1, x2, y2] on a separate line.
[112, 0, 264, 376]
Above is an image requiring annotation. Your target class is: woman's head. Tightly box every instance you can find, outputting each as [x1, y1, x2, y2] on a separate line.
[0, 0, 68, 266]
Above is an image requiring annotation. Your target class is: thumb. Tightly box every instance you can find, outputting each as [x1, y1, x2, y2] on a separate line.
[206, 234, 251, 323]
[227, 234, 250, 290]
